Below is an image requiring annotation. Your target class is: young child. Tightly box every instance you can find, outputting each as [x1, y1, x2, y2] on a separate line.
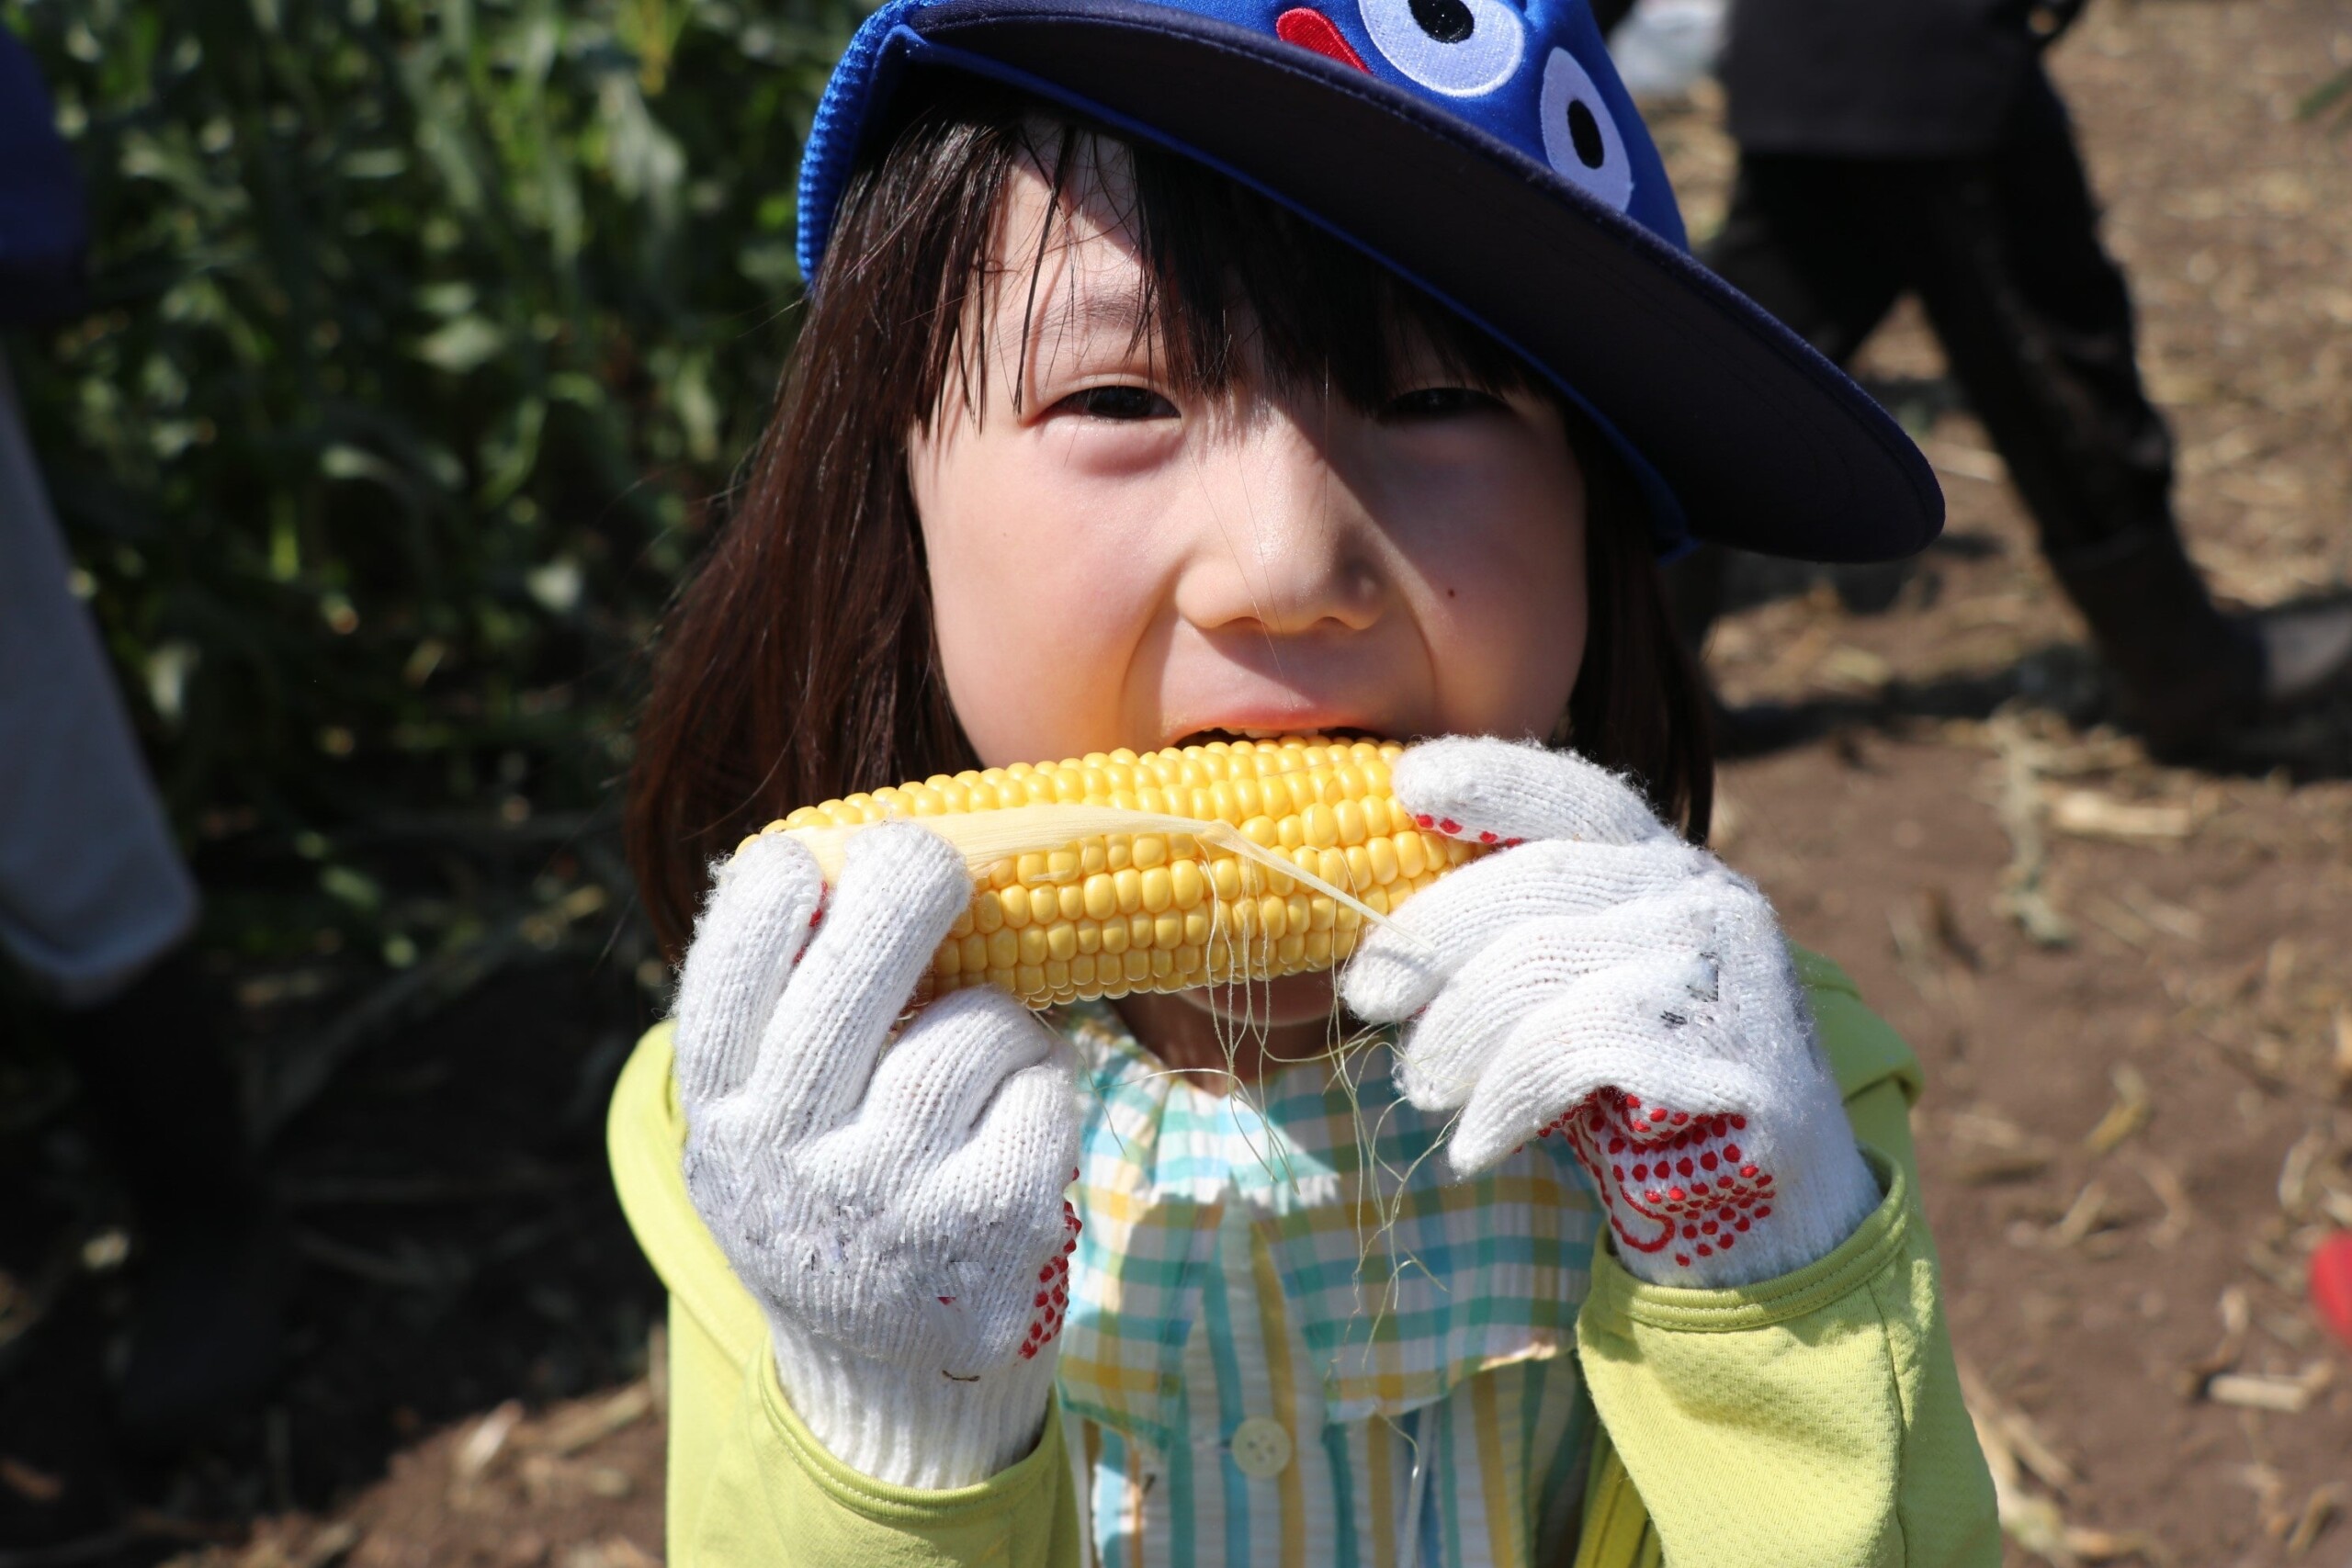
[609, 0, 1999, 1559]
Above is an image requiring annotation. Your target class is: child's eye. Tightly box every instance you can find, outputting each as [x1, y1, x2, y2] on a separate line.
[1383, 386, 1506, 420]
[1052, 385, 1180, 421]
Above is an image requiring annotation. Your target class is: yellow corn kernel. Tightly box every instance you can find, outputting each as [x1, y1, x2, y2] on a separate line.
[766, 735, 1488, 1009]
[1394, 829, 1428, 880]
[1258, 893, 1289, 942]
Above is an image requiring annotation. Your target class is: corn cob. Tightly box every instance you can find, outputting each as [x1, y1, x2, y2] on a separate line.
[751, 735, 1485, 1010]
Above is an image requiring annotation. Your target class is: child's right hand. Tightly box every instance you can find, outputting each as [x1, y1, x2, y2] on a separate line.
[672, 823, 1082, 1491]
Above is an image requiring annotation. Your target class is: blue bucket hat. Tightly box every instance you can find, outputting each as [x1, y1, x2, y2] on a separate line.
[795, 0, 1943, 562]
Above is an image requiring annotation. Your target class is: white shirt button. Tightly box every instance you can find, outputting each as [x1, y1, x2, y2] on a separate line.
[1229, 1416, 1294, 1478]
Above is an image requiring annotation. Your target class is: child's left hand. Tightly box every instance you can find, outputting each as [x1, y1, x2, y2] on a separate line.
[1340, 736, 1882, 1289]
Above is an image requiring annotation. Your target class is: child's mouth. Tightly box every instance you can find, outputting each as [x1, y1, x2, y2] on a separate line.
[1173, 725, 1390, 749]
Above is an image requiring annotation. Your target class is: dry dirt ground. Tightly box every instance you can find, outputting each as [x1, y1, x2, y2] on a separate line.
[6, 0, 2352, 1563]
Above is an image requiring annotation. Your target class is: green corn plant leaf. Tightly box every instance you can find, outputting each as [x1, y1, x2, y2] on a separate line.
[4, 0, 865, 1106]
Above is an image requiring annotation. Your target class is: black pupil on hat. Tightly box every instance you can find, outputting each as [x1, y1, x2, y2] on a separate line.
[1567, 99, 1605, 167]
[1409, 0, 1476, 43]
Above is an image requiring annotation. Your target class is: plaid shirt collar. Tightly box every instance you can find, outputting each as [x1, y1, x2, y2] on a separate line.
[1051, 1000, 1603, 1446]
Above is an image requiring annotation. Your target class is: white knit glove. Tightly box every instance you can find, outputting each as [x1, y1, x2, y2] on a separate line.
[673, 822, 1083, 1489]
[1341, 737, 1881, 1289]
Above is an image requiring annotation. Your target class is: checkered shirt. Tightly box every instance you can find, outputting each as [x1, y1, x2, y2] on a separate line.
[1050, 1001, 1604, 1568]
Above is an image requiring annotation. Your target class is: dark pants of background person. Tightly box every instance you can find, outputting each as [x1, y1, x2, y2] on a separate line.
[1672, 68, 2218, 696]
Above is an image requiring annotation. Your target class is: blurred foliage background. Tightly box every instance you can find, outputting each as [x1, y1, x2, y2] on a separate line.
[3, 0, 862, 1124]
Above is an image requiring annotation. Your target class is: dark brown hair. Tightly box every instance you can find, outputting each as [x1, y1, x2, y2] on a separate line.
[627, 78, 1713, 960]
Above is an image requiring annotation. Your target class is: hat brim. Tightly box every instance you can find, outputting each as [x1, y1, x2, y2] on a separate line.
[829, 0, 1943, 563]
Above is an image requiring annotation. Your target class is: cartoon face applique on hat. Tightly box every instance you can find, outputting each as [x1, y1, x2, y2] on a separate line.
[1266, 0, 1642, 219]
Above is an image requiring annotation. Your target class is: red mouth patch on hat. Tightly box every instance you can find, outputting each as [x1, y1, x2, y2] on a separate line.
[1275, 7, 1371, 72]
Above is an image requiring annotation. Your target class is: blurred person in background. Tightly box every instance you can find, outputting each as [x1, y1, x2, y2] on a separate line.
[1600, 0, 2352, 753]
[2, 29, 283, 1446]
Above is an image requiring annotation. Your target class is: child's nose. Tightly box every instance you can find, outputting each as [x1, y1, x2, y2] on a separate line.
[1173, 419, 1387, 637]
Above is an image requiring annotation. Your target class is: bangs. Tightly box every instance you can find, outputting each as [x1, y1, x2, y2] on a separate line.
[831, 75, 1545, 432]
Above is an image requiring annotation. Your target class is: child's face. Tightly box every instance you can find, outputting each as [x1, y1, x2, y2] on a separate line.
[910, 147, 1589, 773]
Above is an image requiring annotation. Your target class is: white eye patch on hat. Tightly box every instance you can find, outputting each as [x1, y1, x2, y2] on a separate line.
[1538, 46, 1632, 209]
[1351, 0, 1631, 212]
[1357, 0, 1525, 96]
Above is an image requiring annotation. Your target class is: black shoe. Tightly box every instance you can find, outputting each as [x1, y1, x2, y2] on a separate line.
[114, 1204, 288, 1449]
[57, 948, 288, 1447]
[2044, 525, 2264, 756]
[2253, 598, 2352, 712]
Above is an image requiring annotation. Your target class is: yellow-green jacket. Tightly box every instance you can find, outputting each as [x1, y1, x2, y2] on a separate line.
[608, 950, 1998, 1566]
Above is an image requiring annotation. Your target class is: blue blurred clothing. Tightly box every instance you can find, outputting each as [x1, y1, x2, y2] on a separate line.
[0, 27, 89, 324]
[0, 36, 192, 1001]
[0, 355, 198, 1003]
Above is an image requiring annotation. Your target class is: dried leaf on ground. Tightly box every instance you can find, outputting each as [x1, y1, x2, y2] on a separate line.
[2278, 1128, 2336, 1219]
[2128, 1152, 2195, 1249]
[1988, 713, 2076, 947]
[1948, 1107, 2058, 1185]
[2085, 1065, 2154, 1155]
[2013, 1179, 2121, 1251]
[536, 1382, 654, 1458]
[2177, 1284, 2251, 1397]
[560, 1538, 658, 1568]
[2046, 789, 2195, 844]
[2284, 1483, 2341, 1556]
[2206, 1363, 2333, 1415]
[1955, 1359, 2154, 1565]
[452, 1401, 526, 1485]
[1959, 1358, 2079, 1493]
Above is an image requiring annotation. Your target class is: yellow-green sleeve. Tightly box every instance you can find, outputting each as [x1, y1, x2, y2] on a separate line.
[606, 1024, 1085, 1568]
[1570, 951, 2000, 1568]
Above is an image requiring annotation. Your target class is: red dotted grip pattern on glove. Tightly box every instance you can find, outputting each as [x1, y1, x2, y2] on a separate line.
[1412, 812, 1523, 849]
[1554, 1089, 1774, 1269]
[1018, 1189, 1084, 1359]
